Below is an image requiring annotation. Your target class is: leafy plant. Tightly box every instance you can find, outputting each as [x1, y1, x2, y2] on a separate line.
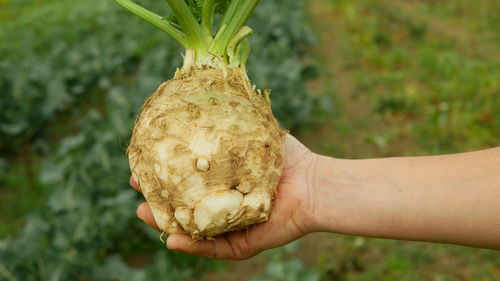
[0, 0, 320, 279]
[250, 242, 320, 281]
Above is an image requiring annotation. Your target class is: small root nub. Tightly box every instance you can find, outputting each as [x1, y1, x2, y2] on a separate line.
[196, 158, 210, 172]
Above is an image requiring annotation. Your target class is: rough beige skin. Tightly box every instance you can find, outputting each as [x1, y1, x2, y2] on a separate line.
[128, 64, 285, 239]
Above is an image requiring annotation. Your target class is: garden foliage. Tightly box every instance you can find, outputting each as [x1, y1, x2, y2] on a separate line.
[0, 0, 319, 280]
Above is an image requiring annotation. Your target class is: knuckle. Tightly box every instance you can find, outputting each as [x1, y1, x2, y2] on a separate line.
[231, 237, 252, 260]
[199, 241, 217, 259]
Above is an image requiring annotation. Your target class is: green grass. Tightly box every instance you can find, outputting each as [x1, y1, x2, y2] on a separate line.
[311, 235, 500, 281]
[305, 0, 499, 158]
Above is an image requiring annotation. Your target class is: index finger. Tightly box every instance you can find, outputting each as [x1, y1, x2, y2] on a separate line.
[130, 176, 141, 193]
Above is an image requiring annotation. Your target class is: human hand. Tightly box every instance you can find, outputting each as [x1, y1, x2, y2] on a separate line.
[130, 134, 319, 260]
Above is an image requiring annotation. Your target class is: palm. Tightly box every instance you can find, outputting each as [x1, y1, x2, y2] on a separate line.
[131, 135, 316, 260]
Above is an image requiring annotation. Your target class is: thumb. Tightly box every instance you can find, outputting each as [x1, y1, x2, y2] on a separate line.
[283, 134, 312, 167]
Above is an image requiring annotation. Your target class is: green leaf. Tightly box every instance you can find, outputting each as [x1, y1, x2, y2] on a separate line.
[39, 160, 64, 185]
[0, 122, 28, 136]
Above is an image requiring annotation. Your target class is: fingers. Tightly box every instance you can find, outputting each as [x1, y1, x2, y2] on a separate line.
[166, 232, 257, 260]
[166, 234, 219, 258]
[134, 200, 268, 259]
[130, 176, 141, 192]
[166, 213, 293, 260]
[135, 203, 254, 259]
[164, 184, 305, 260]
[132, 178, 161, 231]
[137, 202, 161, 232]
[129, 164, 303, 260]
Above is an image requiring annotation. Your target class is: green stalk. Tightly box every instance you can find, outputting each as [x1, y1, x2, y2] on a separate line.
[201, 0, 215, 33]
[115, 0, 187, 47]
[210, 0, 259, 57]
[164, 0, 207, 51]
[115, 0, 260, 69]
[227, 26, 252, 67]
[219, 0, 242, 28]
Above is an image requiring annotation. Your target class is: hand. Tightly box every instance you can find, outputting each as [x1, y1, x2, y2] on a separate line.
[130, 134, 319, 260]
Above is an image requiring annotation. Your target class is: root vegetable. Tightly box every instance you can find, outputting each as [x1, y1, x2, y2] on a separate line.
[117, 0, 285, 239]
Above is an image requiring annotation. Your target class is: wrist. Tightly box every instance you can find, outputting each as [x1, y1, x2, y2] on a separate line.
[292, 151, 323, 237]
[300, 153, 346, 233]
[306, 154, 342, 233]
[306, 156, 380, 236]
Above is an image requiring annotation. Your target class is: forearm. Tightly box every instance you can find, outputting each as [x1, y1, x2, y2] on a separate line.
[310, 148, 500, 249]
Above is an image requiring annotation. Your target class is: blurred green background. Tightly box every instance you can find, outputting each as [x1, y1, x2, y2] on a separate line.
[0, 0, 499, 280]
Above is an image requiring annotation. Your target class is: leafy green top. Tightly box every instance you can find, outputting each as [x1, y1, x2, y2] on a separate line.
[115, 0, 259, 69]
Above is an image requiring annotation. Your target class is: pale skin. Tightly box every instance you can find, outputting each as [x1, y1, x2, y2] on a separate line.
[130, 135, 500, 260]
